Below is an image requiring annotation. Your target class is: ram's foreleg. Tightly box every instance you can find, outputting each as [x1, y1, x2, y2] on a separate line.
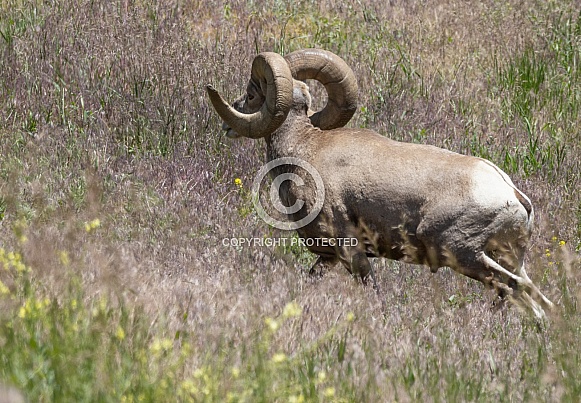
[308, 255, 338, 278]
[338, 247, 379, 292]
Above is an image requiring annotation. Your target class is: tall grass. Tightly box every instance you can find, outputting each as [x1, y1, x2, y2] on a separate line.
[1, 0, 581, 401]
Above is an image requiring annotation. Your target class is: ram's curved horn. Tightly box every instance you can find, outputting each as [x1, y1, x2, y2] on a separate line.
[206, 52, 294, 139]
[284, 48, 358, 130]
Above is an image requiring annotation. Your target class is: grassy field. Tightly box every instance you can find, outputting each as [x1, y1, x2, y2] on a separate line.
[1, 0, 580, 401]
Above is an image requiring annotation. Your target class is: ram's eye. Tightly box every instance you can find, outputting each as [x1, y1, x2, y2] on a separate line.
[247, 94, 255, 101]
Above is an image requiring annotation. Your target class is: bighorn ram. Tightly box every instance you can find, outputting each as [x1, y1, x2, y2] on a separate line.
[206, 49, 554, 318]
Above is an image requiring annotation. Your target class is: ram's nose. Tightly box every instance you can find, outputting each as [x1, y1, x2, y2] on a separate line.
[222, 122, 240, 138]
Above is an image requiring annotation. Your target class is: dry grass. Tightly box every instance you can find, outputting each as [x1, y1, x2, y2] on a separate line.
[0, 0, 580, 401]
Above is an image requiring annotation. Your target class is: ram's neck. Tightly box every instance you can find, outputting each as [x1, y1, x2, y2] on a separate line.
[265, 112, 319, 162]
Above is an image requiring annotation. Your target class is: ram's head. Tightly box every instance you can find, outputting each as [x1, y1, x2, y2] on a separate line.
[206, 49, 359, 139]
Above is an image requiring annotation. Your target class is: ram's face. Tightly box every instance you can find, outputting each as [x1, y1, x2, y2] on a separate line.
[223, 81, 266, 138]
[242, 81, 266, 113]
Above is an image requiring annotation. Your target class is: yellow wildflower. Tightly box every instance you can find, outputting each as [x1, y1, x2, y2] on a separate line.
[181, 342, 192, 357]
[226, 392, 238, 402]
[19, 299, 33, 318]
[265, 317, 279, 332]
[559, 240, 566, 246]
[34, 299, 44, 310]
[150, 338, 173, 355]
[272, 352, 287, 363]
[0, 280, 9, 295]
[234, 178, 243, 188]
[59, 251, 70, 266]
[180, 379, 198, 396]
[323, 387, 336, 398]
[116, 326, 126, 341]
[85, 218, 101, 232]
[150, 339, 163, 355]
[2, 251, 28, 273]
[282, 301, 302, 318]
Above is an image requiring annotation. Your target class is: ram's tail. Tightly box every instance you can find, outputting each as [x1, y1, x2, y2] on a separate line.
[479, 158, 534, 225]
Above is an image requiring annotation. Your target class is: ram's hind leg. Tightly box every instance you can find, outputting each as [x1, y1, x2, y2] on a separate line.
[477, 252, 554, 310]
[512, 262, 553, 310]
[459, 252, 552, 319]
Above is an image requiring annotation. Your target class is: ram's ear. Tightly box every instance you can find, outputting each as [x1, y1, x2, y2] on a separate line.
[285, 49, 358, 130]
[293, 81, 313, 115]
[206, 53, 294, 139]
